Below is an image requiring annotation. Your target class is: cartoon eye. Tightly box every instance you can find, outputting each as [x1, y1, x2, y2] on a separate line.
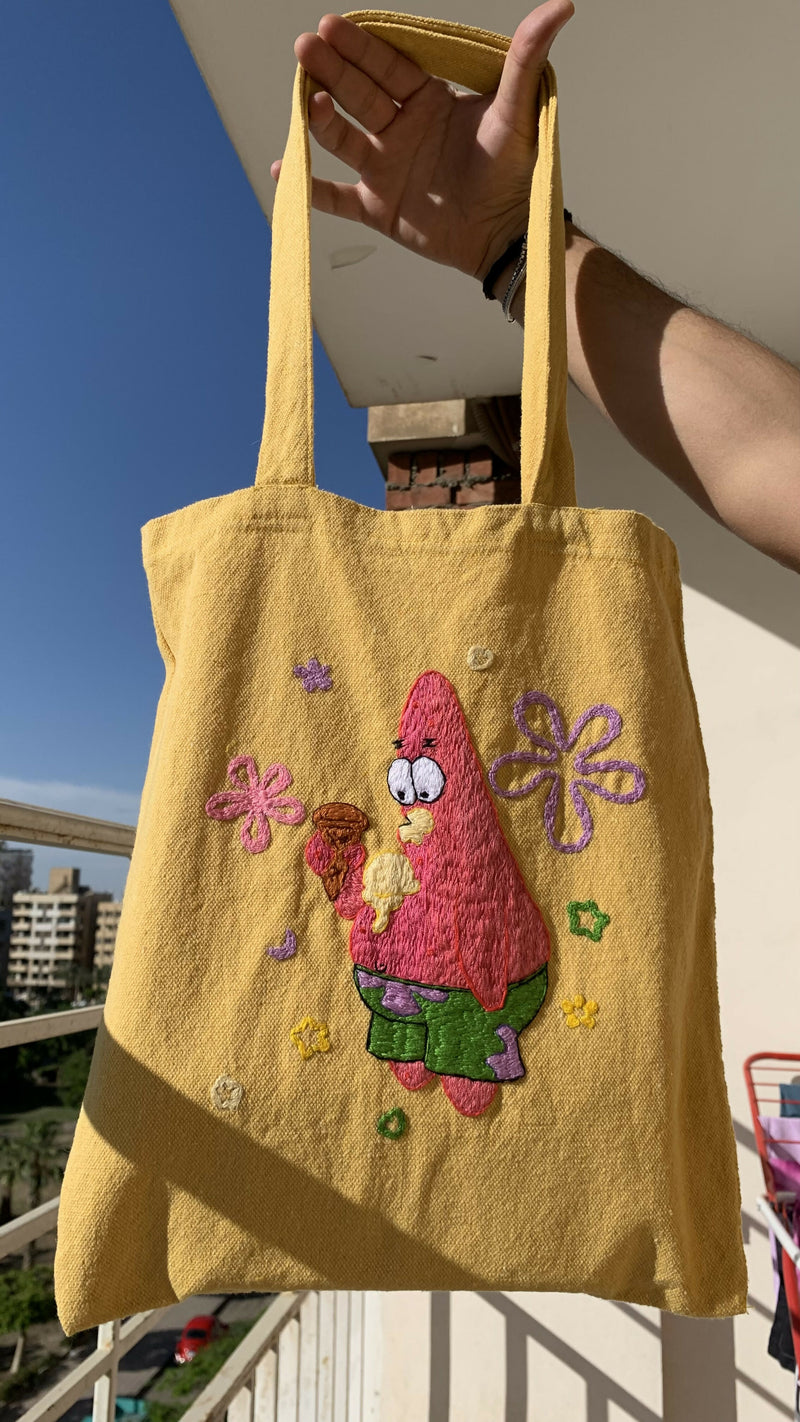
[411, 756, 446, 803]
[387, 758, 415, 804]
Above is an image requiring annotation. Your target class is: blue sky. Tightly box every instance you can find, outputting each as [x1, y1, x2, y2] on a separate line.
[0, 1, 383, 897]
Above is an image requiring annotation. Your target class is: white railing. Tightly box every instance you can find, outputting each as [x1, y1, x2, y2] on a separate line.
[180, 1291, 378, 1422]
[0, 1003, 104, 1048]
[1, 802, 350, 1422]
[1, 803, 138, 1421]
[0, 800, 136, 857]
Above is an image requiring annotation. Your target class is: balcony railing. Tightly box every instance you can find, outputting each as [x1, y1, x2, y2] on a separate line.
[0, 800, 353, 1422]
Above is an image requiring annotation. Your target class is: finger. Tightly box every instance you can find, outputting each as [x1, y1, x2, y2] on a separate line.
[271, 93, 372, 178]
[493, 0, 574, 143]
[294, 29, 401, 136]
[306, 90, 373, 175]
[316, 13, 429, 105]
[270, 158, 367, 225]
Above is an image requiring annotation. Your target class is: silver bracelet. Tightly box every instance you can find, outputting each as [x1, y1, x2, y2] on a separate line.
[501, 233, 527, 323]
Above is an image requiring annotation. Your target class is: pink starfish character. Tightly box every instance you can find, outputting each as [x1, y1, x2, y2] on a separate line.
[306, 672, 550, 1117]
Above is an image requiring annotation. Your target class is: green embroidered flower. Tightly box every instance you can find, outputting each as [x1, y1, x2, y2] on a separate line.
[567, 899, 610, 943]
[376, 1107, 408, 1140]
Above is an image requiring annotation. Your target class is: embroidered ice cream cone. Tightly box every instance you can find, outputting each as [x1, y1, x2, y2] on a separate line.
[312, 802, 369, 901]
[361, 850, 420, 933]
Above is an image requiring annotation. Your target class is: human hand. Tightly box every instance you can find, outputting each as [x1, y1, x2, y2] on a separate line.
[270, 2, 574, 284]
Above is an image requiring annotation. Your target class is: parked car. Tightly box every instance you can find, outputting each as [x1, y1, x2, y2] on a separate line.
[80, 1399, 147, 1422]
[174, 1313, 229, 1364]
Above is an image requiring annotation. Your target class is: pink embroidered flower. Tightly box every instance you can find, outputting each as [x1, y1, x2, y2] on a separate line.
[488, 691, 646, 854]
[205, 756, 305, 854]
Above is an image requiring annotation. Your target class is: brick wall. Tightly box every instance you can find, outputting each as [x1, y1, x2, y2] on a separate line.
[385, 446, 521, 509]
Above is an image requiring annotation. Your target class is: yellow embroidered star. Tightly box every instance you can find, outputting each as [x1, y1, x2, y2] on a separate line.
[290, 1015, 331, 1061]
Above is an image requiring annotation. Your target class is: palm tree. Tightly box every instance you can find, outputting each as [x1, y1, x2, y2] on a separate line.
[14, 1121, 67, 1267]
[0, 1138, 23, 1227]
[0, 1267, 56, 1375]
[0, 1126, 63, 1377]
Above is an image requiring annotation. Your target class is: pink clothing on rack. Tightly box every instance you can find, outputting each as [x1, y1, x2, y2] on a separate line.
[757, 1116, 800, 1299]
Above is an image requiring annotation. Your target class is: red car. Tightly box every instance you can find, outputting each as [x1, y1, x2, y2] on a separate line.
[174, 1314, 229, 1364]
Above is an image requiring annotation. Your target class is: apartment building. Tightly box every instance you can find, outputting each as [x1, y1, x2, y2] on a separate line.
[93, 899, 122, 972]
[0, 845, 33, 987]
[7, 867, 109, 1001]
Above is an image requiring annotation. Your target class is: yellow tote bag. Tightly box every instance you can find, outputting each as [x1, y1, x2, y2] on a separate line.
[55, 11, 747, 1332]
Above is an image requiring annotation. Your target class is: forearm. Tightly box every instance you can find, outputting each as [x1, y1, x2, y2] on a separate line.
[492, 223, 800, 571]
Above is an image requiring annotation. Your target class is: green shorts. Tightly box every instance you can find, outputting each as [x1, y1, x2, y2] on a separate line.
[353, 963, 548, 1082]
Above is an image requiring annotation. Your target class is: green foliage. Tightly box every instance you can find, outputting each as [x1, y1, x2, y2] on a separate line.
[159, 1323, 250, 1398]
[56, 1048, 92, 1109]
[144, 1404, 181, 1422]
[2, 995, 98, 1116]
[0, 1357, 51, 1404]
[17, 1027, 97, 1083]
[13, 1119, 66, 1210]
[0, 1265, 56, 1334]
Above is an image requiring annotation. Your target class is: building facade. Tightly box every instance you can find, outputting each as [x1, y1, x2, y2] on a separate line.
[7, 867, 109, 1002]
[93, 899, 122, 973]
[0, 845, 33, 988]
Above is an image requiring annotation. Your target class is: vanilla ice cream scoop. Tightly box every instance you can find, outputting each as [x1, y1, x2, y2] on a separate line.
[361, 850, 420, 933]
[398, 807, 435, 845]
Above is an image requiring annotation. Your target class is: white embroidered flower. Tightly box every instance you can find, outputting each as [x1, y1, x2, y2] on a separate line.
[210, 1075, 244, 1111]
[467, 645, 494, 671]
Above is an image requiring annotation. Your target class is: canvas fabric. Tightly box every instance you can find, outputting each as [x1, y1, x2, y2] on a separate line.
[54, 10, 747, 1333]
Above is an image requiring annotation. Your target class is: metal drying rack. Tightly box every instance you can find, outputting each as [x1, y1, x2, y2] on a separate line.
[744, 1052, 800, 1421]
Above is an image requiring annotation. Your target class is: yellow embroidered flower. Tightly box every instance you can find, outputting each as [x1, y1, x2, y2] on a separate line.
[290, 1015, 331, 1061]
[560, 995, 599, 1030]
[210, 1075, 244, 1111]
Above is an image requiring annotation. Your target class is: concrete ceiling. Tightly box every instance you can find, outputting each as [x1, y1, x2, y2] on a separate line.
[169, 0, 800, 411]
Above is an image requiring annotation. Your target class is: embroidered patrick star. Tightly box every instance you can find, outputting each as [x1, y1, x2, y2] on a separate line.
[305, 671, 550, 1117]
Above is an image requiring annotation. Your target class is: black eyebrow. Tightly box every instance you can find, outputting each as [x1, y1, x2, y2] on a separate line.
[392, 738, 404, 749]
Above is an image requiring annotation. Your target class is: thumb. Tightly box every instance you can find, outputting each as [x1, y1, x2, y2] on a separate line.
[492, 0, 574, 144]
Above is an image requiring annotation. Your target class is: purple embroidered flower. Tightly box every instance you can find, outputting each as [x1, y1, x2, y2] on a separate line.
[488, 691, 646, 854]
[293, 657, 332, 693]
[205, 756, 305, 854]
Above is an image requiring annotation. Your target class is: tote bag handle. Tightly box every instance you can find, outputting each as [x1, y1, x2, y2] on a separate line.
[256, 9, 575, 510]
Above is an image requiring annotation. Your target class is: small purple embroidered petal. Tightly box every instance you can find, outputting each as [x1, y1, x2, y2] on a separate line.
[205, 789, 251, 821]
[512, 691, 564, 754]
[414, 986, 450, 1003]
[574, 761, 646, 805]
[268, 929, 297, 960]
[565, 704, 622, 755]
[543, 778, 594, 854]
[486, 1025, 525, 1081]
[488, 757, 558, 800]
[240, 810, 271, 854]
[227, 755, 260, 789]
